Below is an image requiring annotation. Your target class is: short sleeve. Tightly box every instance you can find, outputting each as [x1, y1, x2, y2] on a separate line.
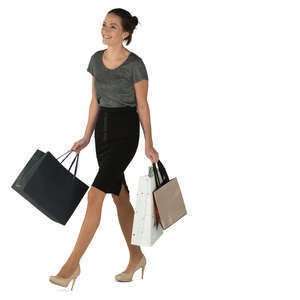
[132, 58, 148, 84]
[87, 54, 94, 76]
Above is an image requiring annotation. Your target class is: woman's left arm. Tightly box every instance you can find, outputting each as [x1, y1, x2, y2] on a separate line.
[134, 79, 159, 163]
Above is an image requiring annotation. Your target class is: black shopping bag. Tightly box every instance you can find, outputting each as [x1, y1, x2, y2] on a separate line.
[11, 149, 89, 225]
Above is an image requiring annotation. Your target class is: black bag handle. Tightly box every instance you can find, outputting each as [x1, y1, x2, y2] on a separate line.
[68, 153, 79, 178]
[56, 149, 73, 163]
[157, 160, 169, 182]
[152, 159, 170, 228]
[152, 162, 161, 188]
[56, 149, 79, 179]
[152, 159, 169, 188]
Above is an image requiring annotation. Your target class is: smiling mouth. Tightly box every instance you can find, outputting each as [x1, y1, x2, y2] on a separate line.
[103, 35, 112, 39]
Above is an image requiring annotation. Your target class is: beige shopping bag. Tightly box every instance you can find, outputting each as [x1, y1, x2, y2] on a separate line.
[152, 160, 187, 230]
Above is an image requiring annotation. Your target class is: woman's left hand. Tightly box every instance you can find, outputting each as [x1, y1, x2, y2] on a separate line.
[145, 143, 159, 163]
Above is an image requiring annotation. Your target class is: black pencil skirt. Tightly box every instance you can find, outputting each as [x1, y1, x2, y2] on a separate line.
[91, 105, 140, 196]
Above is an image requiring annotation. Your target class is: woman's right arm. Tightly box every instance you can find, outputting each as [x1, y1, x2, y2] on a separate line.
[83, 76, 100, 141]
[71, 76, 100, 153]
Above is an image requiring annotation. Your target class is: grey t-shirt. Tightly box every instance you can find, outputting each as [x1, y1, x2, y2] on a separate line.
[87, 49, 148, 107]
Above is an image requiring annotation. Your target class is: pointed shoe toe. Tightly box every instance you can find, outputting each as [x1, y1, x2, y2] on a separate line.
[49, 264, 80, 290]
[115, 255, 146, 282]
[115, 272, 132, 282]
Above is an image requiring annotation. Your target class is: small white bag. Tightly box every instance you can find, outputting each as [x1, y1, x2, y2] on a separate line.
[131, 166, 164, 247]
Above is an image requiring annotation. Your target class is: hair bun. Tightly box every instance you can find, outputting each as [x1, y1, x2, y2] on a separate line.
[131, 16, 138, 27]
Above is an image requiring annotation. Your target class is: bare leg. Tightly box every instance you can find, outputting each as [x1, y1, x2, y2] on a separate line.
[56, 186, 106, 278]
[112, 183, 144, 273]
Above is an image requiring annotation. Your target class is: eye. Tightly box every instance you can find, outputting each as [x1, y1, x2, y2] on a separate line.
[102, 24, 116, 29]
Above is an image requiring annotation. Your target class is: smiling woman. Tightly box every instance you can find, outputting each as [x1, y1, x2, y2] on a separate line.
[49, 8, 159, 290]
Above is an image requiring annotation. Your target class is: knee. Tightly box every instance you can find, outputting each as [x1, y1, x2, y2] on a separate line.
[112, 191, 130, 206]
[112, 194, 121, 206]
[87, 187, 105, 206]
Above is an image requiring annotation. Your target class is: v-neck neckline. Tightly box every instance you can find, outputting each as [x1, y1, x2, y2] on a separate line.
[101, 49, 132, 71]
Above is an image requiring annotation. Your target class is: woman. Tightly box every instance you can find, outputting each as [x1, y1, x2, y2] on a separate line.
[49, 8, 159, 289]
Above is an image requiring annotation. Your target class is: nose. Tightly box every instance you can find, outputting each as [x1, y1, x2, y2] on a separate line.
[102, 28, 111, 35]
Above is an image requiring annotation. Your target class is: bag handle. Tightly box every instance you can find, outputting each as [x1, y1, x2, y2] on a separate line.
[152, 162, 161, 188]
[56, 149, 73, 163]
[152, 164, 161, 228]
[152, 159, 169, 228]
[157, 160, 170, 183]
[152, 160, 169, 188]
[56, 149, 79, 179]
[68, 153, 79, 178]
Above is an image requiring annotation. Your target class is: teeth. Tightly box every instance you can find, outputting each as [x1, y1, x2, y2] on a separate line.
[104, 35, 111, 39]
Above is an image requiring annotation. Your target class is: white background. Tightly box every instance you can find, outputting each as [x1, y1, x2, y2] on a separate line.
[1, 0, 300, 299]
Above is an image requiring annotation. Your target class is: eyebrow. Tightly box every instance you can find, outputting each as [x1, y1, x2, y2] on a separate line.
[103, 21, 119, 27]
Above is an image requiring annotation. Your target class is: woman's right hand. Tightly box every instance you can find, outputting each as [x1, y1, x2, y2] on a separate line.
[71, 136, 90, 154]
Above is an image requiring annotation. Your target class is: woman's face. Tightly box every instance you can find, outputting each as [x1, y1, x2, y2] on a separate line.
[101, 14, 129, 46]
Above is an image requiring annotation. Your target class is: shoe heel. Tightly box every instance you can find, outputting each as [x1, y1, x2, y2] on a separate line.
[71, 277, 77, 290]
[141, 266, 145, 279]
[49, 264, 80, 290]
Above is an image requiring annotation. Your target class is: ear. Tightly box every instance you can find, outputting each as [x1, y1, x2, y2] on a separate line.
[123, 31, 130, 40]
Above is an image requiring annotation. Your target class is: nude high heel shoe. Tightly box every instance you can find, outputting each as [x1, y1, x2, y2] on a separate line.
[115, 255, 146, 282]
[49, 264, 80, 290]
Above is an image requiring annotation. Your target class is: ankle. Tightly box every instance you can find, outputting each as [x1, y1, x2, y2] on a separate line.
[129, 250, 143, 260]
[65, 258, 80, 268]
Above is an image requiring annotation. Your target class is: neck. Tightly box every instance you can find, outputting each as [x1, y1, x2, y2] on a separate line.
[104, 45, 128, 59]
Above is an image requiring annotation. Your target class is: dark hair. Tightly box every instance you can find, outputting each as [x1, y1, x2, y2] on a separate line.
[107, 8, 140, 45]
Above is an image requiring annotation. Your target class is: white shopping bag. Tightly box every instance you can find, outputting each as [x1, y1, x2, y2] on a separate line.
[131, 166, 164, 247]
